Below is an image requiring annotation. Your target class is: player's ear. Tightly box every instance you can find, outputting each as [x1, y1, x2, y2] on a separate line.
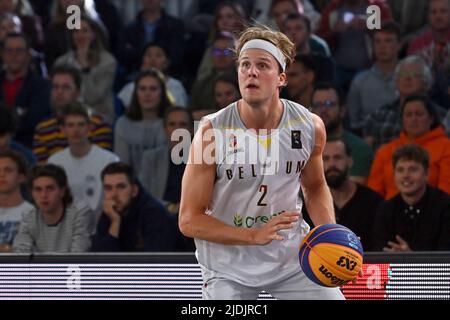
[278, 72, 287, 87]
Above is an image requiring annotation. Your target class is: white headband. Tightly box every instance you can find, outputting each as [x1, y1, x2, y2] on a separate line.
[240, 39, 286, 71]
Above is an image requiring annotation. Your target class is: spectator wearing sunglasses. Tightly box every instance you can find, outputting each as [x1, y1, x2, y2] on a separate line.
[189, 32, 237, 120]
[311, 82, 373, 185]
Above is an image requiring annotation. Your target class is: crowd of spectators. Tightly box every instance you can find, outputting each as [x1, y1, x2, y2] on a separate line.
[0, 0, 449, 253]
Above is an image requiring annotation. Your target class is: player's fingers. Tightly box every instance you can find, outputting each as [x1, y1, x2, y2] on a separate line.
[272, 215, 299, 225]
[383, 246, 394, 252]
[276, 223, 294, 230]
[270, 234, 284, 241]
[279, 211, 300, 217]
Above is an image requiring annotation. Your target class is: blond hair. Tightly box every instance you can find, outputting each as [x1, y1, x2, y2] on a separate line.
[235, 26, 295, 72]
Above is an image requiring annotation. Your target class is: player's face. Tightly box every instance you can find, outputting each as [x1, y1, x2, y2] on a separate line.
[61, 114, 91, 146]
[214, 80, 239, 109]
[238, 48, 286, 106]
[429, 0, 450, 31]
[31, 177, 65, 215]
[283, 19, 309, 48]
[394, 159, 428, 197]
[51, 74, 79, 110]
[402, 100, 434, 139]
[373, 31, 399, 63]
[137, 75, 162, 112]
[323, 141, 351, 189]
[286, 62, 310, 99]
[103, 174, 137, 213]
[141, 46, 169, 71]
[396, 63, 425, 97]
[0, 157, 23, 194]
[311, 89, 342, 132]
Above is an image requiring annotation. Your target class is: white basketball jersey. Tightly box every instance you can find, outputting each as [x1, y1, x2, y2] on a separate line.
[195, 99, 315, 287]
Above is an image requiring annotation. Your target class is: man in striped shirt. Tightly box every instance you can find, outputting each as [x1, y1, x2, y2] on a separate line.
[32, 65, 112, 163]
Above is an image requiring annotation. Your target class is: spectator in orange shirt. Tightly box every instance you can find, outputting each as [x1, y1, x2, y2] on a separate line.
[368, 93, 450, 199]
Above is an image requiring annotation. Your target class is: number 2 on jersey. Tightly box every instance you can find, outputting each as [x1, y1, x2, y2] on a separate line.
[257, 184, 268, 206]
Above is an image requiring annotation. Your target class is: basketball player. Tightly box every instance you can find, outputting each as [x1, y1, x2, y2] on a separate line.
[179, 26, 344, 300]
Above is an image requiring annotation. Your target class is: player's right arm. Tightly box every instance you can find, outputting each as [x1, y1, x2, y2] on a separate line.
[178, 120, 298, 246]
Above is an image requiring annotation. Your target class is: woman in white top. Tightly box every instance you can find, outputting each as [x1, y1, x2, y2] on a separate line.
[114, 69, 171, 172]
[118, 42, 188, 108]
[54, 15, 116, 123]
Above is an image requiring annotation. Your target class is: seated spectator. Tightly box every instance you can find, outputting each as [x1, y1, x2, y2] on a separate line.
[0, 13, 46, 77]
[257, 0, 322, 35]
[91, 162, 187, 252]
[140, 107, 194, 212]
[320, 140, 383, 251]
[346, 21, 400, 133]
[282, 11, 330, 56]
[33, 65, 112, 163]
[281, 12, 335, 82]
[368, 94, 450, 199]
[364, 56, 448, 150]
[0, 0, 44, 51]
[13, 164, 92, 253]
[0, 32, 51, 148]
[213, 72, 240, 110]
[388, 0, 429, 48]
[269, 0, 331, 57]
[114, 69, 168, 173]
[408, 0, 450, 108]
[283, 54, 317, 109]
[44, 0, 103, 67]
[311, 82, 373, 185]
[118, 42, 188, 109]
[119, 0, 185, 77]
[191, 71, 240, 120]
[48, 102, 119, 228]
[0, 105, 35, 164]
[0, 13, 22, 51]
[195, 1, 247, 82]
[54, 15, 116, 123]
[408, 0, 450, 75]
[189, 32, 237, 117]
[373, 144, 450, 251]
[0, 150, 33, 252]
[316, 0, 393, 92]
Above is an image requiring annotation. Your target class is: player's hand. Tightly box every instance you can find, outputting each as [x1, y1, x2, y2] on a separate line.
[251, 211, 299, 245]
[383, 235, 411, 252]
[350, 268, 364, 285]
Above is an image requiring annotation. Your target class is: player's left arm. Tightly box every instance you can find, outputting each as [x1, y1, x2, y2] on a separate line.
[300, 113, 336, 226]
